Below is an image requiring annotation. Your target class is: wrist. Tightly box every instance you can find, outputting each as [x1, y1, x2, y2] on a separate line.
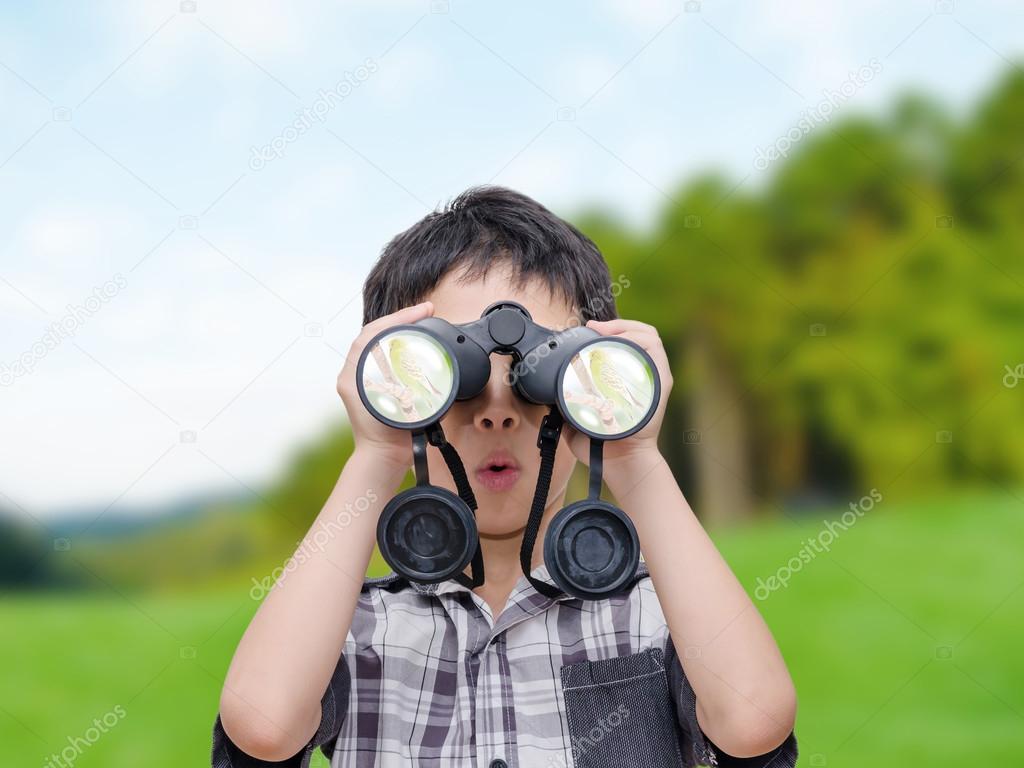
[603, 447, 667, 495]
[347, 445, 410, 489]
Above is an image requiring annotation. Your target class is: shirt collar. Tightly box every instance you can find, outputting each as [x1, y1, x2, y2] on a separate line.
[365, 559, 651, 600]
[397, 562, 560, 599]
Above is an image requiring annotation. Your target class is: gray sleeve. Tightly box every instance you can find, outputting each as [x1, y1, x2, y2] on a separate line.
[210, 654, 351, 767]
[664, 636, 798, 768]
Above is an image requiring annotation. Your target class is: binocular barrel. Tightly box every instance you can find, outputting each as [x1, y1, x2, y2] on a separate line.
[355, 300, 660, 600]
[391, 303, 604, 410]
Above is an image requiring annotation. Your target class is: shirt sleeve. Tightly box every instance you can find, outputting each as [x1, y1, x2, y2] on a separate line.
[210, 652, 351, 768]
[664, 636, 798, 768]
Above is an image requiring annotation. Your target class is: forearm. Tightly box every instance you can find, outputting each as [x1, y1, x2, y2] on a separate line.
[604, 450, 797, 757]
[219, 448, 407, 760]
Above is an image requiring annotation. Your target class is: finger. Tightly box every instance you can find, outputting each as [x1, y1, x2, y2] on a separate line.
[363, 300, 434, 336]
[586, 318, 657, 336]
[586, 324, 662, 350]
[346, 301, 436, 376]
[585, 327, 670, 377]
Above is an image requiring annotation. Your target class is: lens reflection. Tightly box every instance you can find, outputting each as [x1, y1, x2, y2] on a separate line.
[561, 340, 656, 437]
[361, 330, 455, 424]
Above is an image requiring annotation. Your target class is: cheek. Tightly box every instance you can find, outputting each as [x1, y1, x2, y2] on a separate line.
[517, 405, 550, 444]
[552, 445, 578, 483]
[439, 402, 471, 428]
[424, 449, 457, 492]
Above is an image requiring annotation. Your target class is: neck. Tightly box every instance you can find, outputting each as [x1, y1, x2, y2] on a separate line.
[468, 480, 568, 615]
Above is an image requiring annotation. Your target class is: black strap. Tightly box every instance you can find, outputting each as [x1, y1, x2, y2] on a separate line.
[411, 431, 430, 487]
[425, 424, 478, 511]
[424, 424, 485, 589]
[519, 407, 564, 599]
[588, 439, 604, 499]
[459, 540, 485, 591]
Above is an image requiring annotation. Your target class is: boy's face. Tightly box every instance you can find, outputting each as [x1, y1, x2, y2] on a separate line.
[421, 263, 579, 538]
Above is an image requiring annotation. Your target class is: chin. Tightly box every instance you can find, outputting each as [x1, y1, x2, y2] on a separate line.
[477, 527, 528, 540]
[475, 510, 528, 538]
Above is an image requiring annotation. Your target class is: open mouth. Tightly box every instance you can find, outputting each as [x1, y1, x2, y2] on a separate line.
[475, 453, 521, 492]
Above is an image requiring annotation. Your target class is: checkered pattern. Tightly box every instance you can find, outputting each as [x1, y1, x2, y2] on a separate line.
[211, 561, 798, 767]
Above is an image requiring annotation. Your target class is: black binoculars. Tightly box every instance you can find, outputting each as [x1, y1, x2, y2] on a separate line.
[355, 300, 659, 600]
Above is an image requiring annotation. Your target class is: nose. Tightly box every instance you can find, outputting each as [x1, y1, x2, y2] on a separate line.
[472, 354, 521, 432]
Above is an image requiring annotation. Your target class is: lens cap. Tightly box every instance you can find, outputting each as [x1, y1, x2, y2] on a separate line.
[543, 500, 640, 600]
[377, 487, 478, 584]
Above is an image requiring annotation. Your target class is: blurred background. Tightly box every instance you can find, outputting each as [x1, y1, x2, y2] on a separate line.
[2, 1, 1022, 765]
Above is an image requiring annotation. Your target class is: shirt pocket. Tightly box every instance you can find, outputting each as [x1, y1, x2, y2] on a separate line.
[560, 646, 686, 768]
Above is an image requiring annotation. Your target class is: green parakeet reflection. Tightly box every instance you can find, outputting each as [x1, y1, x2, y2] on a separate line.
[589, 347, 647, 423]
[388, 336, 445, 411]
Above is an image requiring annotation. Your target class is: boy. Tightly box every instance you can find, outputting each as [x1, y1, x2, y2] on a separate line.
[212, 187, 798, 767]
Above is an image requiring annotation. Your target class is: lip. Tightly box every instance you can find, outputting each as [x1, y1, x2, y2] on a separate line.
[474, 450, 521, 492]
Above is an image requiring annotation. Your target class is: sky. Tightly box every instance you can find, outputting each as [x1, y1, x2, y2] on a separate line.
[2, 0, 1022, 517]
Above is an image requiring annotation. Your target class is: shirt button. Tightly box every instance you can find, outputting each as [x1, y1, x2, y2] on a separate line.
[489, 760, 508, 768]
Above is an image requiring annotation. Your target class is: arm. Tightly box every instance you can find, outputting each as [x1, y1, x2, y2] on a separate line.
[604, 450, 797, 758]
[217, 449, 407, 761]
[217, 301, 436, 761]
[574, 317, 796, 758]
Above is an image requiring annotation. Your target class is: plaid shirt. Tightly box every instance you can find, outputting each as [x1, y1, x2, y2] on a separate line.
[212, 560, 798, 768]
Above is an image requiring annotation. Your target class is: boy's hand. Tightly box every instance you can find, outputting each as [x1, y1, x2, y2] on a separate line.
[562, 318, 673, 472]
[336, 300, 435, 471]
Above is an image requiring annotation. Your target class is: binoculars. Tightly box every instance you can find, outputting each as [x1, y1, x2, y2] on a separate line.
[355, 300, 660, 600]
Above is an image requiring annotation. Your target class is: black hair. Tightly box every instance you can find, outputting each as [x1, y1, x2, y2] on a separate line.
[361, 185, 619, 326]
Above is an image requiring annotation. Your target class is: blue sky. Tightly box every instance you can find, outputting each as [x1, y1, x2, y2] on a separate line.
[1, 0, 1021, 515]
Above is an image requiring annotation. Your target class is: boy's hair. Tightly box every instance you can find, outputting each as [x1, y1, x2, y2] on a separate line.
[362, 186, 619, 326]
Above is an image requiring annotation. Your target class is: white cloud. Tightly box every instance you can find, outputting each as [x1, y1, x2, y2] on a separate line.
[22, 209, 106, 260]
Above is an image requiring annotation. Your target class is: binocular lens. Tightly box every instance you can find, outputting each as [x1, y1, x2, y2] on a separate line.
[377, 488, 478, 583]
[560, 339, 658, 438]
[359, 329, 456, 427]
[543, 501, 640, 600]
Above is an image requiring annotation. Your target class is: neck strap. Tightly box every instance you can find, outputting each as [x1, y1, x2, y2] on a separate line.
[416, 424, 485, 589]
[519, 408, 565, 598]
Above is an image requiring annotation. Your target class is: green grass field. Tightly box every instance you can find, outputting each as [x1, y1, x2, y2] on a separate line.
[2, 490, 1020, 766]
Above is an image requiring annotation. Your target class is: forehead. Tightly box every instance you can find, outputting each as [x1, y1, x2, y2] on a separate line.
[424, 263, 576, 331]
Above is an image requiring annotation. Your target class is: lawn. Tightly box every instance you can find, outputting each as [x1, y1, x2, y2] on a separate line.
[2, 489, 1020, 766]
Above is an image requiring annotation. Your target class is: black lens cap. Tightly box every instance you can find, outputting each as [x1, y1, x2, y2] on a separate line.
[377, 487, 478, 584]
[543, 500, 640, 600]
